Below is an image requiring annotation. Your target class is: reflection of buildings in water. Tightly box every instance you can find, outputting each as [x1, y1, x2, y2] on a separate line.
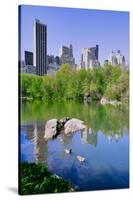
[120, 127, 129, 136]
[81, 128, 97, 147]
[33, 122, 47, 164]
[107, 133, 121, 143]
[114, 133, 121, 142]
[107, 135, 113, 142]
[59, 133, 73, 145]
[21, 121, 47, 164]
[21, 124, 35, 140]
[106, 127, 129, 142]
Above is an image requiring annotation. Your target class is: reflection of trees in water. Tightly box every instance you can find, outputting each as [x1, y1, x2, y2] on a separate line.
[21, 102, 129, 151]
[21, 121, 47, 164]
[85, 104, 129, 138]
[22, 102, 129, 138]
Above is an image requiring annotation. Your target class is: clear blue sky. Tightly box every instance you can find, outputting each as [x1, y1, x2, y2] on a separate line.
[20, 5, 129, 64]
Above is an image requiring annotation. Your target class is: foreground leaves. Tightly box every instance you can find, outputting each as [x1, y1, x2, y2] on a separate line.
[19, 163, 73, 195]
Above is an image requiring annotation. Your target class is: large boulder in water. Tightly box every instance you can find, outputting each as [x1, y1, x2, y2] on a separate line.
[64, 118, 86, 135]
[44, 119, 58, 140]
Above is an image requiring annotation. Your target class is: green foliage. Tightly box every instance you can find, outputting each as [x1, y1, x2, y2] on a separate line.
[104, 67, 129, 101]
[20, 64, 129, 102]
[20, 163, 73, 195]
[90, 81, 99, 100]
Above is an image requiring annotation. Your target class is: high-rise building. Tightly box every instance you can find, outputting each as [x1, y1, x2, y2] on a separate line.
[108, 51, 118, 66]
[81, 45, 99, 69]
[47, 55, 55, 66]
[59, 44, 75, 67]
[108, 50, 125, 67]
[33, 19, 47, 75]
[55, 56, 60, 65]
[47, 55, 60, 66]
[116, 50, 125, 67]
[104, 60, 109, 66]
[24, 51, 33, 66]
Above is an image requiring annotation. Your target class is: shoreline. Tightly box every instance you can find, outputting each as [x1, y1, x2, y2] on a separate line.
[19, 96, 128, 106]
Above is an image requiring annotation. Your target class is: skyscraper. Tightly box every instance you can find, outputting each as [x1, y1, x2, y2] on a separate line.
[108, 50, 125, 67]
[59, 44, 75, 67]
[33, 19, 47, 75]
[108, 51, 118, 66]
[24, 51, 33, 66]
[116, 50, 125, 67]
[81, 45, 99, 69]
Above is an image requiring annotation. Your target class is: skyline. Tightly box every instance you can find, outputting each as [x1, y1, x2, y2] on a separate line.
[20, 5, 129, 65]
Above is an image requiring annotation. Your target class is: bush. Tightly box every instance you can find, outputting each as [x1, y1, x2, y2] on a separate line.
[20, 64, 129, 102]
[19, 163, 73, 195]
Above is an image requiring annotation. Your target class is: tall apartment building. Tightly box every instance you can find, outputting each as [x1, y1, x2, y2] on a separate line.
[81, 45, 99, 69]
[116, 50, 125, 67]
[108, 51, 118, 65]
[59, 44, 75, 67]
[33, 19, 47, 75]
[47, 55, 60, 66]
[24, 51, 33, 66]
[108, 50, 125, 67]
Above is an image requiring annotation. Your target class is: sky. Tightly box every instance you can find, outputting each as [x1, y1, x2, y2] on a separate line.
[20, 5, 129, 65]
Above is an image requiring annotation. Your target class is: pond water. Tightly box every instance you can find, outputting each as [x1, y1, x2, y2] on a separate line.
[20, 101, 129, 191]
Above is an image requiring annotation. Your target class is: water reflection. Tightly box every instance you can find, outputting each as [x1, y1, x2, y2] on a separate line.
[21, 120, 128, 164]
[21, 122, 47, 164]
[81, 128, 97, 146]
[20, 102, 129, 190]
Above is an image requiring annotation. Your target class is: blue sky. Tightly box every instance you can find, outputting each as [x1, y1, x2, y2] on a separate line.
[20, 5, 129, 64]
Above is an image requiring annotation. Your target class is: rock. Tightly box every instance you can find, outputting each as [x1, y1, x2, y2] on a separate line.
[100, 97, 122, 106]
[44, 119, 58, 140]
[44, 117, 87, 139]
[64, 118, 86, 135]
[84, 93, 92, 103]
[109, 100, 122, 106]
[100, 96, 108, 105]
[77, 155, 85, 162]
[64, 148, 72, 154]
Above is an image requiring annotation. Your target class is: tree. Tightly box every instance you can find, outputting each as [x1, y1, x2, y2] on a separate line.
[90, 81, 100, 100]
[20, 64, 129, 102]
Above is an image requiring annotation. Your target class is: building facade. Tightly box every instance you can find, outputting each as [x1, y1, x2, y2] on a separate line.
[108, 51, 118, 66]
[24, 51, 33, 66]
[116, 50, 125, 67]
[47, 55, 60, 74]
[80, 45, 99, 69]
[104, 60, 109, 66]
[108, 50, 125, 67]
[59, 44, 75, 67]
[33, 19, 47, 75]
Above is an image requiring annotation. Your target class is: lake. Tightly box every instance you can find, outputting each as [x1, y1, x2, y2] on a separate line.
[20, 101, 129, 191]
